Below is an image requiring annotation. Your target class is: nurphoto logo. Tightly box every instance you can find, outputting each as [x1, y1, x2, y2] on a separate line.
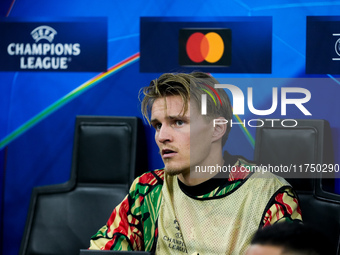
[201, 81, 312, 128]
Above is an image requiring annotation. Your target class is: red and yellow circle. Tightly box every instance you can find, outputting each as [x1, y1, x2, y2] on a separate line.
[186, 32, 225, 63]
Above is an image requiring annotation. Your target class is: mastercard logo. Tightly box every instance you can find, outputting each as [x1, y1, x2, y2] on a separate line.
[179, 28, 231, 67]
[186, 32, 224, 63]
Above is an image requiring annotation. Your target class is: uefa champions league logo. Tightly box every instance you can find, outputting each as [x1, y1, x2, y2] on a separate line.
[332, 33, 340, 61]
[1, 18, 107, 72]
[335, 38, 340, 57]
[30, 26, 57, 43]
[6, 24, 80, 70]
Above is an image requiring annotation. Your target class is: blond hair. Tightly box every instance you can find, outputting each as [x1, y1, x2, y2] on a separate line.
[140, 72, 232, 145]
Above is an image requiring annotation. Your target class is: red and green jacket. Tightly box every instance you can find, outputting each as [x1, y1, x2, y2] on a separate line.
[89, 156, 302, 252]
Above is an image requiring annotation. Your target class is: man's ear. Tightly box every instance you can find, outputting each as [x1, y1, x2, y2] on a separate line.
[212, 117, 227, 142]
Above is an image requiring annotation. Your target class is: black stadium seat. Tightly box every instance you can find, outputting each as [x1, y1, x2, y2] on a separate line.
[254, 119, 340, 255]
[19, 116, 148, 255]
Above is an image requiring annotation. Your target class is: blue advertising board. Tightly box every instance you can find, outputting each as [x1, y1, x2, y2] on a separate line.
[140, 17, 272, 73]
[306, 16, 340, 74]
[0, 17, 107, 72]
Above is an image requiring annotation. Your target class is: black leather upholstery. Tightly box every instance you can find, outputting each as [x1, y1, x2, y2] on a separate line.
[19, 116, 148, 255]
[254, 119, 340, 254]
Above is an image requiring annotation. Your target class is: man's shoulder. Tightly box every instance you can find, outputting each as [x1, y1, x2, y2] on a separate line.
[251, 171, 291, 186]
[136, 169, 165, 185]
[129, 169, 165, 198]
[246, 171, 293, 199]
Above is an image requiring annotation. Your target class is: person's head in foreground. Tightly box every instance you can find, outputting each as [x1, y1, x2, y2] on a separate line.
[245, 222, 332, 255]
[140, 72, 232, 185]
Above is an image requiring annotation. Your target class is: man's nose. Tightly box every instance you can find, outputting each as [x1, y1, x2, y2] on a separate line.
[157, 125, 172, 143]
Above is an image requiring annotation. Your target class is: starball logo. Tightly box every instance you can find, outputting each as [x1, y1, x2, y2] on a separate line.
[200, 81, 312, 128]
[332, 33, 340, 61]
[6, 25, 81, 70]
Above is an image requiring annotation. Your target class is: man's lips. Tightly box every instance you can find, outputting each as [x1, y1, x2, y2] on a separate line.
[161, 148, 178, 158]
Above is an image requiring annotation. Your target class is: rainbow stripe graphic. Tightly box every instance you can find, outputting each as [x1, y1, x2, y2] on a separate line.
[0, 53, 140, 150]
[0, 52, 255, 149]
[233, 114, 255, 148]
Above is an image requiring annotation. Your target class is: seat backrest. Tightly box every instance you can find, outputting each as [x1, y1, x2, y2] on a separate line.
[19, 116, 148, 255]
[254, 119, 340, 254]
[74, 116, 147, 184]
[254, 119, 334, 190]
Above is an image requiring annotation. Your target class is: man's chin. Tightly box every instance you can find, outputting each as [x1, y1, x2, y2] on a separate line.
[163, 166, 186, 176]
[164, 169, 181, 176]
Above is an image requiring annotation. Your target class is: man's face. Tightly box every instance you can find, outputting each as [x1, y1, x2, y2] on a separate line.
[245, 244, 283, 255]
[151, 95, 214, 177]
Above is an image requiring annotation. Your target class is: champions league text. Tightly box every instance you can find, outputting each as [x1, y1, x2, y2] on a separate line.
[7, 43, 81, 70]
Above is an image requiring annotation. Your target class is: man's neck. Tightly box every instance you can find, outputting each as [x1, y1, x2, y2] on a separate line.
[178, 154, 225, 186]
[177, 171, 219, 186]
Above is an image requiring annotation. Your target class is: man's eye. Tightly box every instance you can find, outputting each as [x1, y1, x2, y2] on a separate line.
[175, 120, 184, 126]
[154, 123, 162, 130]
